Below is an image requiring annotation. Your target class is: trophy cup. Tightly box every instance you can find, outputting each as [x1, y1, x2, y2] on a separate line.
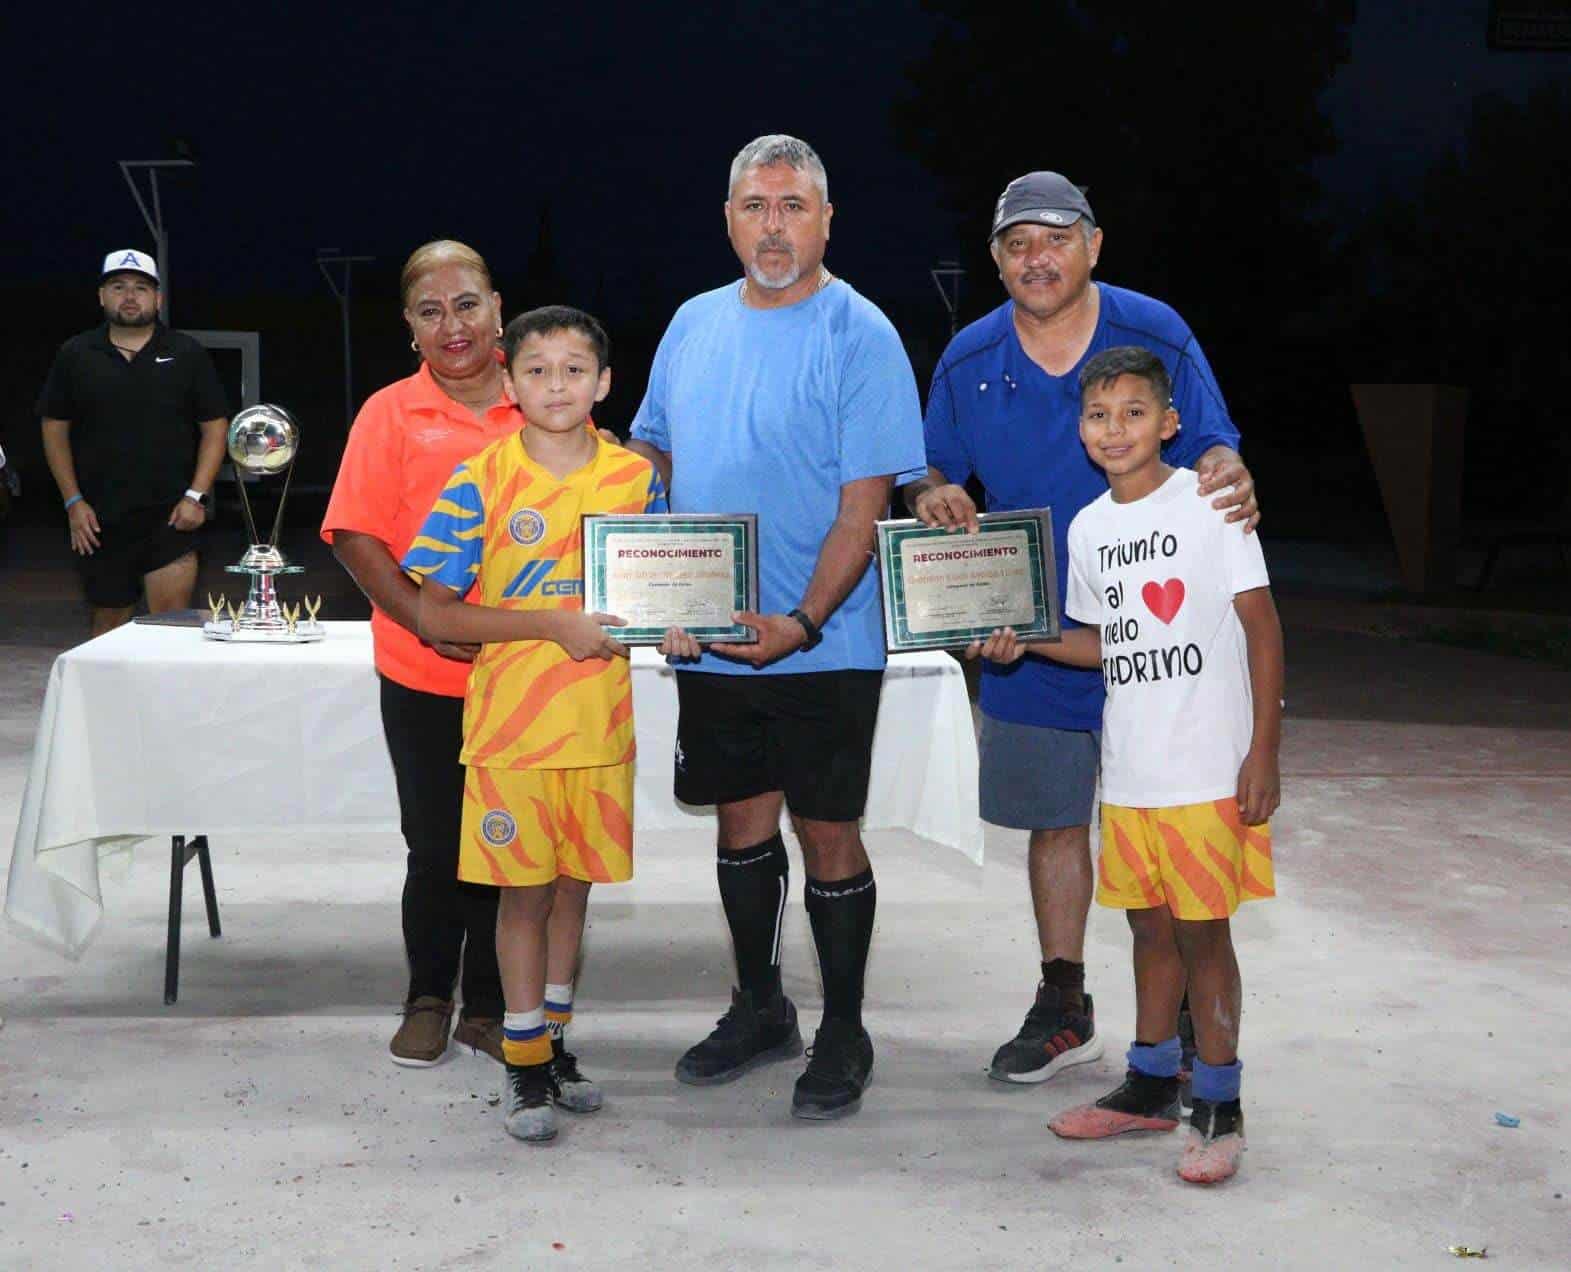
[203, 404, 325, 643]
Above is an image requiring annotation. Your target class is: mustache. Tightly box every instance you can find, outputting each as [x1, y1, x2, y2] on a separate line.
[756, 236, 794, 254]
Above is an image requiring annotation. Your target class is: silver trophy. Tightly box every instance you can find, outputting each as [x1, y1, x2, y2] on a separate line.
[203, 404, 325, 643]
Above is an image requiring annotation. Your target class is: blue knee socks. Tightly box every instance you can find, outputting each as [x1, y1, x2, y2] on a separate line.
[1191, 1058, 1243, 1102]
[1128, 1036, 1182, 1078]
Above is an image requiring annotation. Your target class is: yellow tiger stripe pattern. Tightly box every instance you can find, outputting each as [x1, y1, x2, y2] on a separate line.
[1097, 798, 1275, 920]
[457, 762, 634, 887]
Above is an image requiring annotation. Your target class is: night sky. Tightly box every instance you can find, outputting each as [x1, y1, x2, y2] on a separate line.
[13, 2, 1562, 302]
[6, 0, 1568, 523]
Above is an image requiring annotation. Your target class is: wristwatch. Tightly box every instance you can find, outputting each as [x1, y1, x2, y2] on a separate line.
[183, 487, 211, 510]
[787, 608, 823, 650]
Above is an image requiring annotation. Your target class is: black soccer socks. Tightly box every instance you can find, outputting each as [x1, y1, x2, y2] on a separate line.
[717, 834, 789, 1000]
[804, 867, 877, 1028]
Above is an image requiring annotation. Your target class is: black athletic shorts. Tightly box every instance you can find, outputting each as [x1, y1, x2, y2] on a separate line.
[76, 504, 202, 608]
[673, 669, 884, 823]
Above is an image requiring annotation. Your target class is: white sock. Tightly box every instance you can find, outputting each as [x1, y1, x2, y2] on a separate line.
[545, 982, 574, 1040]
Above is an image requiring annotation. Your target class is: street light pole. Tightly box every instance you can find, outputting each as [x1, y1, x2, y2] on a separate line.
[119, 158, 195, 324]
[316, 249, 375, 436]
[930, 260, 966, 337]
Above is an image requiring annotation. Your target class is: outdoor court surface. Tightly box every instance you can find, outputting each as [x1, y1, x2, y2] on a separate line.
[2, 543, 1567, 1269]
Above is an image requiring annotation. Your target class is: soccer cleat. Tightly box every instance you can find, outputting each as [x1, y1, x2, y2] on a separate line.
[791, 1019, 875, 1121]
[389, 996, 453, 1067]
[1177, 1003, 1197, 1112]
[1179, 1097, 1245, 1184]
[503, 1062, 558, 1143]
[988, 983, 1104, 1084]
[550, 1037, 603, 1113]
[674, 987, 803, 1086]
[1048, 1069, 1182, 1139]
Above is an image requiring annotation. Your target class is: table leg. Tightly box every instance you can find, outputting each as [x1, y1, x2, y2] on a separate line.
[195, 835, 221, 938]
[165, 835, 185, 1005]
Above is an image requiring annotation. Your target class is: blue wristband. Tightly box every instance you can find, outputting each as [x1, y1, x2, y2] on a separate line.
[64, 494, 83, 511]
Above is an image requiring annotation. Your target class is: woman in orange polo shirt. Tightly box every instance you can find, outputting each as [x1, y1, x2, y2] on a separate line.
[321, 240, 518, 1067]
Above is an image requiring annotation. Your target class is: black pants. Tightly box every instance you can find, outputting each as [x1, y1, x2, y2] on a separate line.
[379, 676, 503, 1017]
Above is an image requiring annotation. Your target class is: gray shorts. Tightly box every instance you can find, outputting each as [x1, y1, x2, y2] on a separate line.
[978, 715, 1100, 831]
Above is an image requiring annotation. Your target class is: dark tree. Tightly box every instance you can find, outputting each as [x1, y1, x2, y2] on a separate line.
[892, 4, 1367, 535]
[1345, 81, 1571, 517]
[893, 3, 1355, 423]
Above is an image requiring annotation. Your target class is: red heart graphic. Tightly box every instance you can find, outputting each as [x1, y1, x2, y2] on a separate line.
[1141, 579, 1185, 624]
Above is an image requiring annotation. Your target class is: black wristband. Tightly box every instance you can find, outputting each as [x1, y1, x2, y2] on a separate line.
[787, 608, 822, 650]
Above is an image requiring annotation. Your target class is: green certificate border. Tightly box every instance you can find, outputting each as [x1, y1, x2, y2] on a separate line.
[582, 513, 759, 645]
[876, 509, 1060, 652]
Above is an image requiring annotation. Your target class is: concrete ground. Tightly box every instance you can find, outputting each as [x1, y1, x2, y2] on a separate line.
[2, 532, 1568, 1270]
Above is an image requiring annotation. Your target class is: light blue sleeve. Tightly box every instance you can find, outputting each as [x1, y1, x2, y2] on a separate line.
[629, 315, 679, 454]
[838, 309, 928, 488]
[400, 463, 484, 595]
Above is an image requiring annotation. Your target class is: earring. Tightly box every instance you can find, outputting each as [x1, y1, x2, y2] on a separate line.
[410, 338, 419, 352]
[495, 324, 503, 338]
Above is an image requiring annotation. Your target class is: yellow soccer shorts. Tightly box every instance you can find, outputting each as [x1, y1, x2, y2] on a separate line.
[459, 762, 634, 887]
[1097, 798, 1275, 920]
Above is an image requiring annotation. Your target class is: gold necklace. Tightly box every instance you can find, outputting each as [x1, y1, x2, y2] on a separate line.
[740, 265, 833, 306]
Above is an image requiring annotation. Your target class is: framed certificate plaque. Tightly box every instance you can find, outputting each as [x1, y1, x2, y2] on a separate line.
[875, 509, 1060, 653]
[581, 513, 759, 645]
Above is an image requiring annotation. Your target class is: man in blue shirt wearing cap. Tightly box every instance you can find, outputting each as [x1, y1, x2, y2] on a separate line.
[903, 172, 1260, 1089]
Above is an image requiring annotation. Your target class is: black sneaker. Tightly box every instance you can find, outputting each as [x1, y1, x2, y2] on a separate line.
[503, 1062, 558, 1143]
[1179, 1097, 1246, 1184]
[550, 1037, 603, 1114]
[791, 1018, 874, 1121]
[988, 983, 1105, 1084]
[1048, 1069, 1182, 1139]
[1177, 1001, 1198, 1112]
[674, 987, 803, 1086]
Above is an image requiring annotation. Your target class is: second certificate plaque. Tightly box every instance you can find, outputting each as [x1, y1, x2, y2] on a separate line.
[582, 513, 759, 645]
[876, 509, 1060, 653]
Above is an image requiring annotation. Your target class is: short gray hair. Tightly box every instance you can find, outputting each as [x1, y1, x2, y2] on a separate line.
[727, 134, 828, 203]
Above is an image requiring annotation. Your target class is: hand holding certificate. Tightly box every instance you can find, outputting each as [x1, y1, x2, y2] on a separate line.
[582, 514, 759, 646]
[875, 509, 1060, 653]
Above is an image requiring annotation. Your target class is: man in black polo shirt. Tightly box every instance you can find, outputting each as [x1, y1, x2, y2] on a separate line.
[39, 250, 229, 636]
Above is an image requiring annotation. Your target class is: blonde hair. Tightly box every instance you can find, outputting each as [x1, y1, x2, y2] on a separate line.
[400, 239, 494, 308]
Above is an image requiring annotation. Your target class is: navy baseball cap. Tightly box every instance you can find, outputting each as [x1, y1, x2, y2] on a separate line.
[989, 172, 1095, 240]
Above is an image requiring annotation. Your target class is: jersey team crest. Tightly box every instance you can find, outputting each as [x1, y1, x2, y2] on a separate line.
[508, 508, 546, 546]
[481, 809, 517, 847]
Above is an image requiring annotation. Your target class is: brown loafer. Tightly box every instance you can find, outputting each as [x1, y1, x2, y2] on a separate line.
[452, 1015, 504, 1064]
[390, 996, 453, 1067]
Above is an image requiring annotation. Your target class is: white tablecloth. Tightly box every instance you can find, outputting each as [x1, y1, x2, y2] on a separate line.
[5, 622, 980, 957]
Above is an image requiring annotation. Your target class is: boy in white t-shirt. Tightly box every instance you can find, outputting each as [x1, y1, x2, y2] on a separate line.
[971, 345, 1282, 1185]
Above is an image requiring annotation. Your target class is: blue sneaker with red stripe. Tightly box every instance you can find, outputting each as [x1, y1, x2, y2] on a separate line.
[988, 983, 1104, 1084]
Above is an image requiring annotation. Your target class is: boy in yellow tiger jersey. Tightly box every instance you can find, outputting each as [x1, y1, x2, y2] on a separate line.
[403, 306, 667, 1144]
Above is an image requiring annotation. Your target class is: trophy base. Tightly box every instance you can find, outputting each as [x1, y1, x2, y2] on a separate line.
[203, 620, 326, 644]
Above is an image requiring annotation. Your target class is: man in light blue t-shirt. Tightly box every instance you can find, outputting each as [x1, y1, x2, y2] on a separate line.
[626, 134, 925, 1122]
[902, 172, 1260, 1098]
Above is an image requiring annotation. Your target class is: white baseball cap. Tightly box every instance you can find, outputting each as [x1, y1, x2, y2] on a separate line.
[100, 249, 159, 284]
